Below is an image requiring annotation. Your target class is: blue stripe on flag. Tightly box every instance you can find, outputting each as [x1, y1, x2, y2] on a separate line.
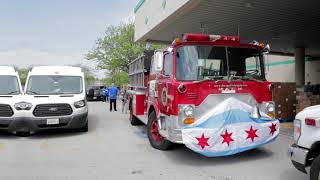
[192, 109, 273, 129]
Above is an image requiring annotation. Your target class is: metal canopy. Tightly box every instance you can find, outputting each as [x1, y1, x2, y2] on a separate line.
[136, 0, 320, 56]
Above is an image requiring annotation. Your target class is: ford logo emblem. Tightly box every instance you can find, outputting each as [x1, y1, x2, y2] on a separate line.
[48, 107, 58, 111]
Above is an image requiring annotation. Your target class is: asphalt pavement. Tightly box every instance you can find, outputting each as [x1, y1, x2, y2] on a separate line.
[0, 102, 309, 180]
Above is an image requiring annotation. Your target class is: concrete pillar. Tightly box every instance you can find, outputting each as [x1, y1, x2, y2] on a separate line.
[295, 47, 305, 86]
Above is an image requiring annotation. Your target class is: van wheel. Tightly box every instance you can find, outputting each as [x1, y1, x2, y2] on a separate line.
[310, 155, 320, 180]
[130, 109, 142, 126]
[78, 121, 88, 132]
[147, 111, 173, 150]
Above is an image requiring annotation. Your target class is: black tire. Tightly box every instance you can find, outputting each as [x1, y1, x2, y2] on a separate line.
[147, 111, 173, 150]
[130, 109, 142, 126]
[78, 121, 88, 132]
[310, 155, 320, 180]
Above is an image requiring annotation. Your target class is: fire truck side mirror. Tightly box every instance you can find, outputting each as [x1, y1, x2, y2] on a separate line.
[154, 51, 164, 73]
[263, 44, 270, 53]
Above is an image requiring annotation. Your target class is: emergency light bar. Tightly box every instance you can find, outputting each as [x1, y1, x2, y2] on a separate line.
[183, 33, 240, 42]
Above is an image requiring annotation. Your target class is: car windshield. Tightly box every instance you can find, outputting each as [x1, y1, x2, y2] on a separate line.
[0, 76, 20, 95]
[26, 75, 83, 95]
[176, 45, 264, 81]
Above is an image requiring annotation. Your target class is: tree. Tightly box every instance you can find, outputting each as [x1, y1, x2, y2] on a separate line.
[16, 68, 29, 86]
[72, 64, 96, 87]
[86, 21, 166, 86]
[86, 22, 145, 74]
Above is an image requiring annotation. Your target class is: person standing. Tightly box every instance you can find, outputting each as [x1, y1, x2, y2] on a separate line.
[105, 87, 109, 102]
[101, 86, 108, 102]
[108, 83, 119, 111]
[121, 86, 129, 114]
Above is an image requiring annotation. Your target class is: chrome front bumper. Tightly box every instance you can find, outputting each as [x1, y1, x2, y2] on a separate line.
[289, 144, 309, 173]
[161, 128, 183, 143]
[158, 115, 184, 143]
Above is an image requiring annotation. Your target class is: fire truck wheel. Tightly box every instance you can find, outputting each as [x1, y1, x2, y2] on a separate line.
[130, 110, 142, 126]
[310, 155, 320, 180]
[147, 111, 173, 150]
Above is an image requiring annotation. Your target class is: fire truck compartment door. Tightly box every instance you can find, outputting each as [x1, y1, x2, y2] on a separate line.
[157, 76, 173, 114]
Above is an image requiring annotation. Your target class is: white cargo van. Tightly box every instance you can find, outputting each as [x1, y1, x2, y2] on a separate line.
[23, 66, 88, 133]
[0, 66, 25, 133]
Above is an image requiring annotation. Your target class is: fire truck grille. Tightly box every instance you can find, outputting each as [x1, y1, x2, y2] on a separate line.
[33, 104, 73, 117]
[195, 94, 256, 119]
[0, 104, 14, 117]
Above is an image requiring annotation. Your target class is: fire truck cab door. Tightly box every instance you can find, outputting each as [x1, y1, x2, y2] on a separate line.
[157, 53, 173, 115]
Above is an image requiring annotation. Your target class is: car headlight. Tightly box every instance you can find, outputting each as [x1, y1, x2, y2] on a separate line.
[184, 105, 195, 117]
[14, 102, 33, 110]
[74, 100, 86, 108]
[293, 119, 301, 144]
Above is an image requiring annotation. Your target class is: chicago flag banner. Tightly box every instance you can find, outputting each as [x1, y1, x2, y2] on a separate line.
[181, 97, 280, 157]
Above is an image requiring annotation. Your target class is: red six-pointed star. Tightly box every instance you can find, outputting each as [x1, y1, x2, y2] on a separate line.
[196, 133, 210, 149]
[269, 123, 277, 135]
[245, 126, 259, 142]
[221, 129, 234, 146]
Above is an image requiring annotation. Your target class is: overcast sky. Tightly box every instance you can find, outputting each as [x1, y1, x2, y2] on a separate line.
[0, 0, 137, 78]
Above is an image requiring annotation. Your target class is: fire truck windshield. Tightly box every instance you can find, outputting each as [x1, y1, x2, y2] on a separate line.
[176, 45, 265, 81]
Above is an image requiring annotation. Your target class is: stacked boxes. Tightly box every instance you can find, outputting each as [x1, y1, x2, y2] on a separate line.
[296, 91, 320, 113]
[272, 83, 320, 120]
[272, 83, 297, 121]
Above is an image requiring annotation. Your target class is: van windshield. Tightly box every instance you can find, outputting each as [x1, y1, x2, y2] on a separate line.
[176, 45, 265, 81]
[0, 76, 20, 95]
[26, 76, 83, 95]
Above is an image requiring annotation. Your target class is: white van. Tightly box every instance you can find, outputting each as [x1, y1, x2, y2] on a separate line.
[23, 66, 88, 133]
[0, 66, 25, 133]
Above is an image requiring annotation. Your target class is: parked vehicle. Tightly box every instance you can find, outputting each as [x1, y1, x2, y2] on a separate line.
[289, 105, 320, 180]
[0, 66, 25, 134]
[22, 66, 88, 133]
[86, 86, 104, 101]
[128, 34, 280, 157]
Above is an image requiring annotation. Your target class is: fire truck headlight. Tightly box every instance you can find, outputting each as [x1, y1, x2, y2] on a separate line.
[260, 102, 275, 119]
[184, 105, 195, 117]
[266, 102, 275, 112]
[178, 105, 196, 125]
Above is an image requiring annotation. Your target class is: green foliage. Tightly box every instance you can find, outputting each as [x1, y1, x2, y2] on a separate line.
[113, 71, 129, 86]
[81, 66, 96, 87]
[85, 74, 96, 87]
[86, 21, 167, 86]
[72, 64, 96, 87]
[86, 22, 145, 73]
[17, 68, 29, 86]
[100, 71, 129, 87]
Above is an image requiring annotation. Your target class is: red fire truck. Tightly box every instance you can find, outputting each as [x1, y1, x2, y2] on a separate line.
[128, 34, 280, 157]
